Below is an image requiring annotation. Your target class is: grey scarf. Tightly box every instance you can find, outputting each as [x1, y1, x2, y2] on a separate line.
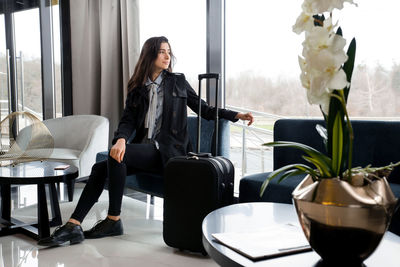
[145, 83, 158, 139]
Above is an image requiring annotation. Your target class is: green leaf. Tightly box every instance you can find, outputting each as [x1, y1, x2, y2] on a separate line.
[331, 112, 343, 176]
[326, 91, 343, 157]
[260, 179, 270, 197]
[340, 120, 350, 172]
[302, 156, 325, 176]
[263, 141, 333, 176]
[277, 169, 306, 184]
[336, 26, 343, 36]
[260, 163, 310, 196]
[343, 38, 356, 101]
[294, 164, 320, 178]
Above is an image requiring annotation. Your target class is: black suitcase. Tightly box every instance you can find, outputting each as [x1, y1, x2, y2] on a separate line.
[163, 73, 235, 254]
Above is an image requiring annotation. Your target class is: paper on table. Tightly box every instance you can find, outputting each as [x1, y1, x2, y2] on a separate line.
[212, 223, 311, 261]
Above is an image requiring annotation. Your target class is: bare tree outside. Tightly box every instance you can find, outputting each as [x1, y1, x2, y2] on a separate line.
[226, 63, 400, 118]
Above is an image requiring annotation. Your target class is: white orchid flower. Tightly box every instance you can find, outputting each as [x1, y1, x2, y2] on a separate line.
[299, 27, 349, 113]
[295, 0, 353, 113]
[303, 20, 343, 50]
[293, 12, 314, 34]
[327, 68, 348, 90]
[307, 74, 332, 113]
[299, 60, 310, 89]
[299, 56, 331, 112]
[304, 48, 347, 73]
[302, 0, 357, 14]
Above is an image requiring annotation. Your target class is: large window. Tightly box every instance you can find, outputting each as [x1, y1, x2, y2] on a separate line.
[226, 0, 400, 118]
[337, 0, 400, 117]
[52, 3, 62, 118]
[0, 0, 65, 120]
[14, 8, 43, 117]
[139, 0, 206, 91]
[225, 1, 400, 179]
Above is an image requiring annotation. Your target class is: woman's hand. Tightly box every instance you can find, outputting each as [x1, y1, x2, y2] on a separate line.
[110, 138, 126, 163]
[235, 112, 254, 126]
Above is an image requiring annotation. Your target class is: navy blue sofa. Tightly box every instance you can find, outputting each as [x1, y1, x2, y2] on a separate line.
[96, 116, 230, 198]
[239, 119, 400, 235]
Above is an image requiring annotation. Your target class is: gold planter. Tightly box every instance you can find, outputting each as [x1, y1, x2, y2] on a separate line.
[292, 175, 398, 266]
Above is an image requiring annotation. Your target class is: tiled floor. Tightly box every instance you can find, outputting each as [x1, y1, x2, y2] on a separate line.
[0, 183, 218, 267]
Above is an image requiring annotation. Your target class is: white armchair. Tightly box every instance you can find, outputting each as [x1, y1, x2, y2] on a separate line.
[14, 114, 109, 201]
[40, 115, 109, 178]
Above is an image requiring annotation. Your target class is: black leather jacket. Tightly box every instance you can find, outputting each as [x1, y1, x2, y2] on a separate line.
[113, 71, 238, 165]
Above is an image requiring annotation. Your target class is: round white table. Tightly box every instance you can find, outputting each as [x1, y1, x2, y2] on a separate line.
[0, 161, 78, 239]
[202, 202, 400, 267]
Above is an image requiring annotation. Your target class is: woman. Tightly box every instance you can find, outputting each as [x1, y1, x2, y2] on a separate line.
[38, 36, 253, 246]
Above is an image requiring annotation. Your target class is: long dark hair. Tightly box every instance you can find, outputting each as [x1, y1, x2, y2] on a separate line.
[127, 36, 175, 92]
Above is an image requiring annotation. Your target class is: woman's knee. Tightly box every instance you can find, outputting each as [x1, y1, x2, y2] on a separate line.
[108, 154, 125, 165]
[91, 160, 107, 175]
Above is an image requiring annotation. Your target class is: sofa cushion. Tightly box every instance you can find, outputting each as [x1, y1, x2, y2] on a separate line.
[19, 148, 80, 163]
[42, 148, 81, 170]
[239, 172, 306, 204]
[187, 117, 230, 157]
[273, 119, 400, 184]
[49, 148, 81, 160]
[391, 183, 400, 198]
[387, 183, 400, 235]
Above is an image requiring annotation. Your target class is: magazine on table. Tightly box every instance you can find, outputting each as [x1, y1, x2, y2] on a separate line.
[212, 223, 312, 261]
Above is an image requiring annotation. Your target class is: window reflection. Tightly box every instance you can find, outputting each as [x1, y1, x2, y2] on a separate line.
[0, 243, 38, 267]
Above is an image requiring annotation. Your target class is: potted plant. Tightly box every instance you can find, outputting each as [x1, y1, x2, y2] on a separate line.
[260, 1, 398, 265]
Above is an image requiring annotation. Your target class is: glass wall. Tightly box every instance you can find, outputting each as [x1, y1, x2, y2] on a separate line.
[139, 0, 206, 92]
[337, 0, 400, 117]
[0, 0, 64, 121]
[0, 14, 8, 121]
[226, 1, 305, 117]
[225, 1, 400, 178]
[52, 2, 62, 118]
[14, 8, 43, 117]
[226, 0, 400, 118]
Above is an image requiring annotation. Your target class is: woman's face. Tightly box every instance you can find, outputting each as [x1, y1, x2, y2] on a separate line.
[153, 42, 171, 74]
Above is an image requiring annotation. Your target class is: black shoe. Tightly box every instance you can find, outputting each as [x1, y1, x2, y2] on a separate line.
[84, 218, 123, 239]
[37, 222, 84, 247]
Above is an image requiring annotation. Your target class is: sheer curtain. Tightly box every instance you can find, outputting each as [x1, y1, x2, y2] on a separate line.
[69, 0, 140, 144]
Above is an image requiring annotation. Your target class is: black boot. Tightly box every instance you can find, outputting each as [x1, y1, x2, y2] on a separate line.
[84, 217, 123, 239]
[38, 222, 84, 247]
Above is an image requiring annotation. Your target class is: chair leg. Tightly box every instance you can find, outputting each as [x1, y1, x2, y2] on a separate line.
[1, 184, 11, 221]
[48, 183, 62, 226]
[37, 184, 50, 238]
[66, 180, 75, 202]
[56, 182, 61, 199]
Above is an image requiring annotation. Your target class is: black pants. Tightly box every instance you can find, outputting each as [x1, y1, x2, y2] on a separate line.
[70, 143, 163, 222]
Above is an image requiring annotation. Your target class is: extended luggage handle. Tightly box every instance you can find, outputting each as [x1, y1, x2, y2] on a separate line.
[197, 73, 220, 156]
[198, 73, 219, 80]
[187, 152, 212, 160]
[188, 152, 212, 158]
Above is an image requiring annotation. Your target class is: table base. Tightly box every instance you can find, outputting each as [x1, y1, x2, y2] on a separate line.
[0, 183, 63, 240]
